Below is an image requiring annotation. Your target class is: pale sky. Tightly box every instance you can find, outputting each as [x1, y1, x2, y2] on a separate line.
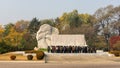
[0, 0, 120, 25]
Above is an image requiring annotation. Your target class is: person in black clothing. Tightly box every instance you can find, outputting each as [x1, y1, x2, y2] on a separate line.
[68, 46, 70, 53]
[47, 46, 50, 53]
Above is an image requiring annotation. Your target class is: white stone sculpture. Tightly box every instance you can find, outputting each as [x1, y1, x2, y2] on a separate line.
[36, 24, 59, 49]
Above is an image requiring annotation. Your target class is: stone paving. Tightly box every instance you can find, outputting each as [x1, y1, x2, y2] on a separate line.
[44, 52, 120, 63]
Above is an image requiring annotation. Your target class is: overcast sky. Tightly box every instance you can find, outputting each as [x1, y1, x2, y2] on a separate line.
[0, 0, 120, 25]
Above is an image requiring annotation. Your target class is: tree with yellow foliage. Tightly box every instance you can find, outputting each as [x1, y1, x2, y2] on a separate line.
[3, 23, 27, 48]
[0, 25, 4, 42]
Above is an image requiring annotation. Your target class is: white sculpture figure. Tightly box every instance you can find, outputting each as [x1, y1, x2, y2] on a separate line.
[36, 24, 59, 49]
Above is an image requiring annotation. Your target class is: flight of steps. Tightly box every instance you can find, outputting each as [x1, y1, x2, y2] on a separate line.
[45, 52, 113, 61]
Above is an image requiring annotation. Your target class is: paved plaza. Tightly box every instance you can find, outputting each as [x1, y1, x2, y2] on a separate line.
[0, 52, 120, 68]
[0, 61, 120, 68]
[0, 53, 120, 68]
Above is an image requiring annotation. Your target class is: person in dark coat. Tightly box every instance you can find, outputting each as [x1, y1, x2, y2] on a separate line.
[47, 46, 50, 53]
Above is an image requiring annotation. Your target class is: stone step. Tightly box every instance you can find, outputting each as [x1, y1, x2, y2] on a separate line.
[44, 52, 114, 61]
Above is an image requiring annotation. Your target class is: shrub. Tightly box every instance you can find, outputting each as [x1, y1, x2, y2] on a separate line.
[10, 55, 16, 60]
[114, 53, 119, 57]
[25, 50, 37, 53]
[113, 41, 120, 51]
[36, 51, 44, 60]
[110, 51, 120, 57]
[39, 48, 47, 52]
[27, 55, 33, 60]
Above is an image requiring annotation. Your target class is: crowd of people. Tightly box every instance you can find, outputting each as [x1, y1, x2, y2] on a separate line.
[47, 46, 96, 53]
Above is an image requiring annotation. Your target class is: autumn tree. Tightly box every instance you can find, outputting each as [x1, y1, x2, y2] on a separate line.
[14, 20, 29, 32]
[27, 18, 40, 49]
[94, 5, 120, 36]
[93, 5, 120, 50]
[28, 17, 40, 34]
[4, 23, 14, 36]
[113, 41, 120, 51]
[2, 21, 30, 50]
[0, 25, 4, 42]
[4, 26, 24, 46]
[59, 10, 82, 32]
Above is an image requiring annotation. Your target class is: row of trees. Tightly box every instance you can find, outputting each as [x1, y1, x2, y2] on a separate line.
[94, 5, 120, 50]
[0, 5, 120, 53]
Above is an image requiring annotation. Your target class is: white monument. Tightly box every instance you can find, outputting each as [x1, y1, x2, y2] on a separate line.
[36, 24, 59, 49]
[36, 24, 87, 49]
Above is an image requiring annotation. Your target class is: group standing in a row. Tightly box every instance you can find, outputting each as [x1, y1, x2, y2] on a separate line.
[47, 46, 96, 53]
